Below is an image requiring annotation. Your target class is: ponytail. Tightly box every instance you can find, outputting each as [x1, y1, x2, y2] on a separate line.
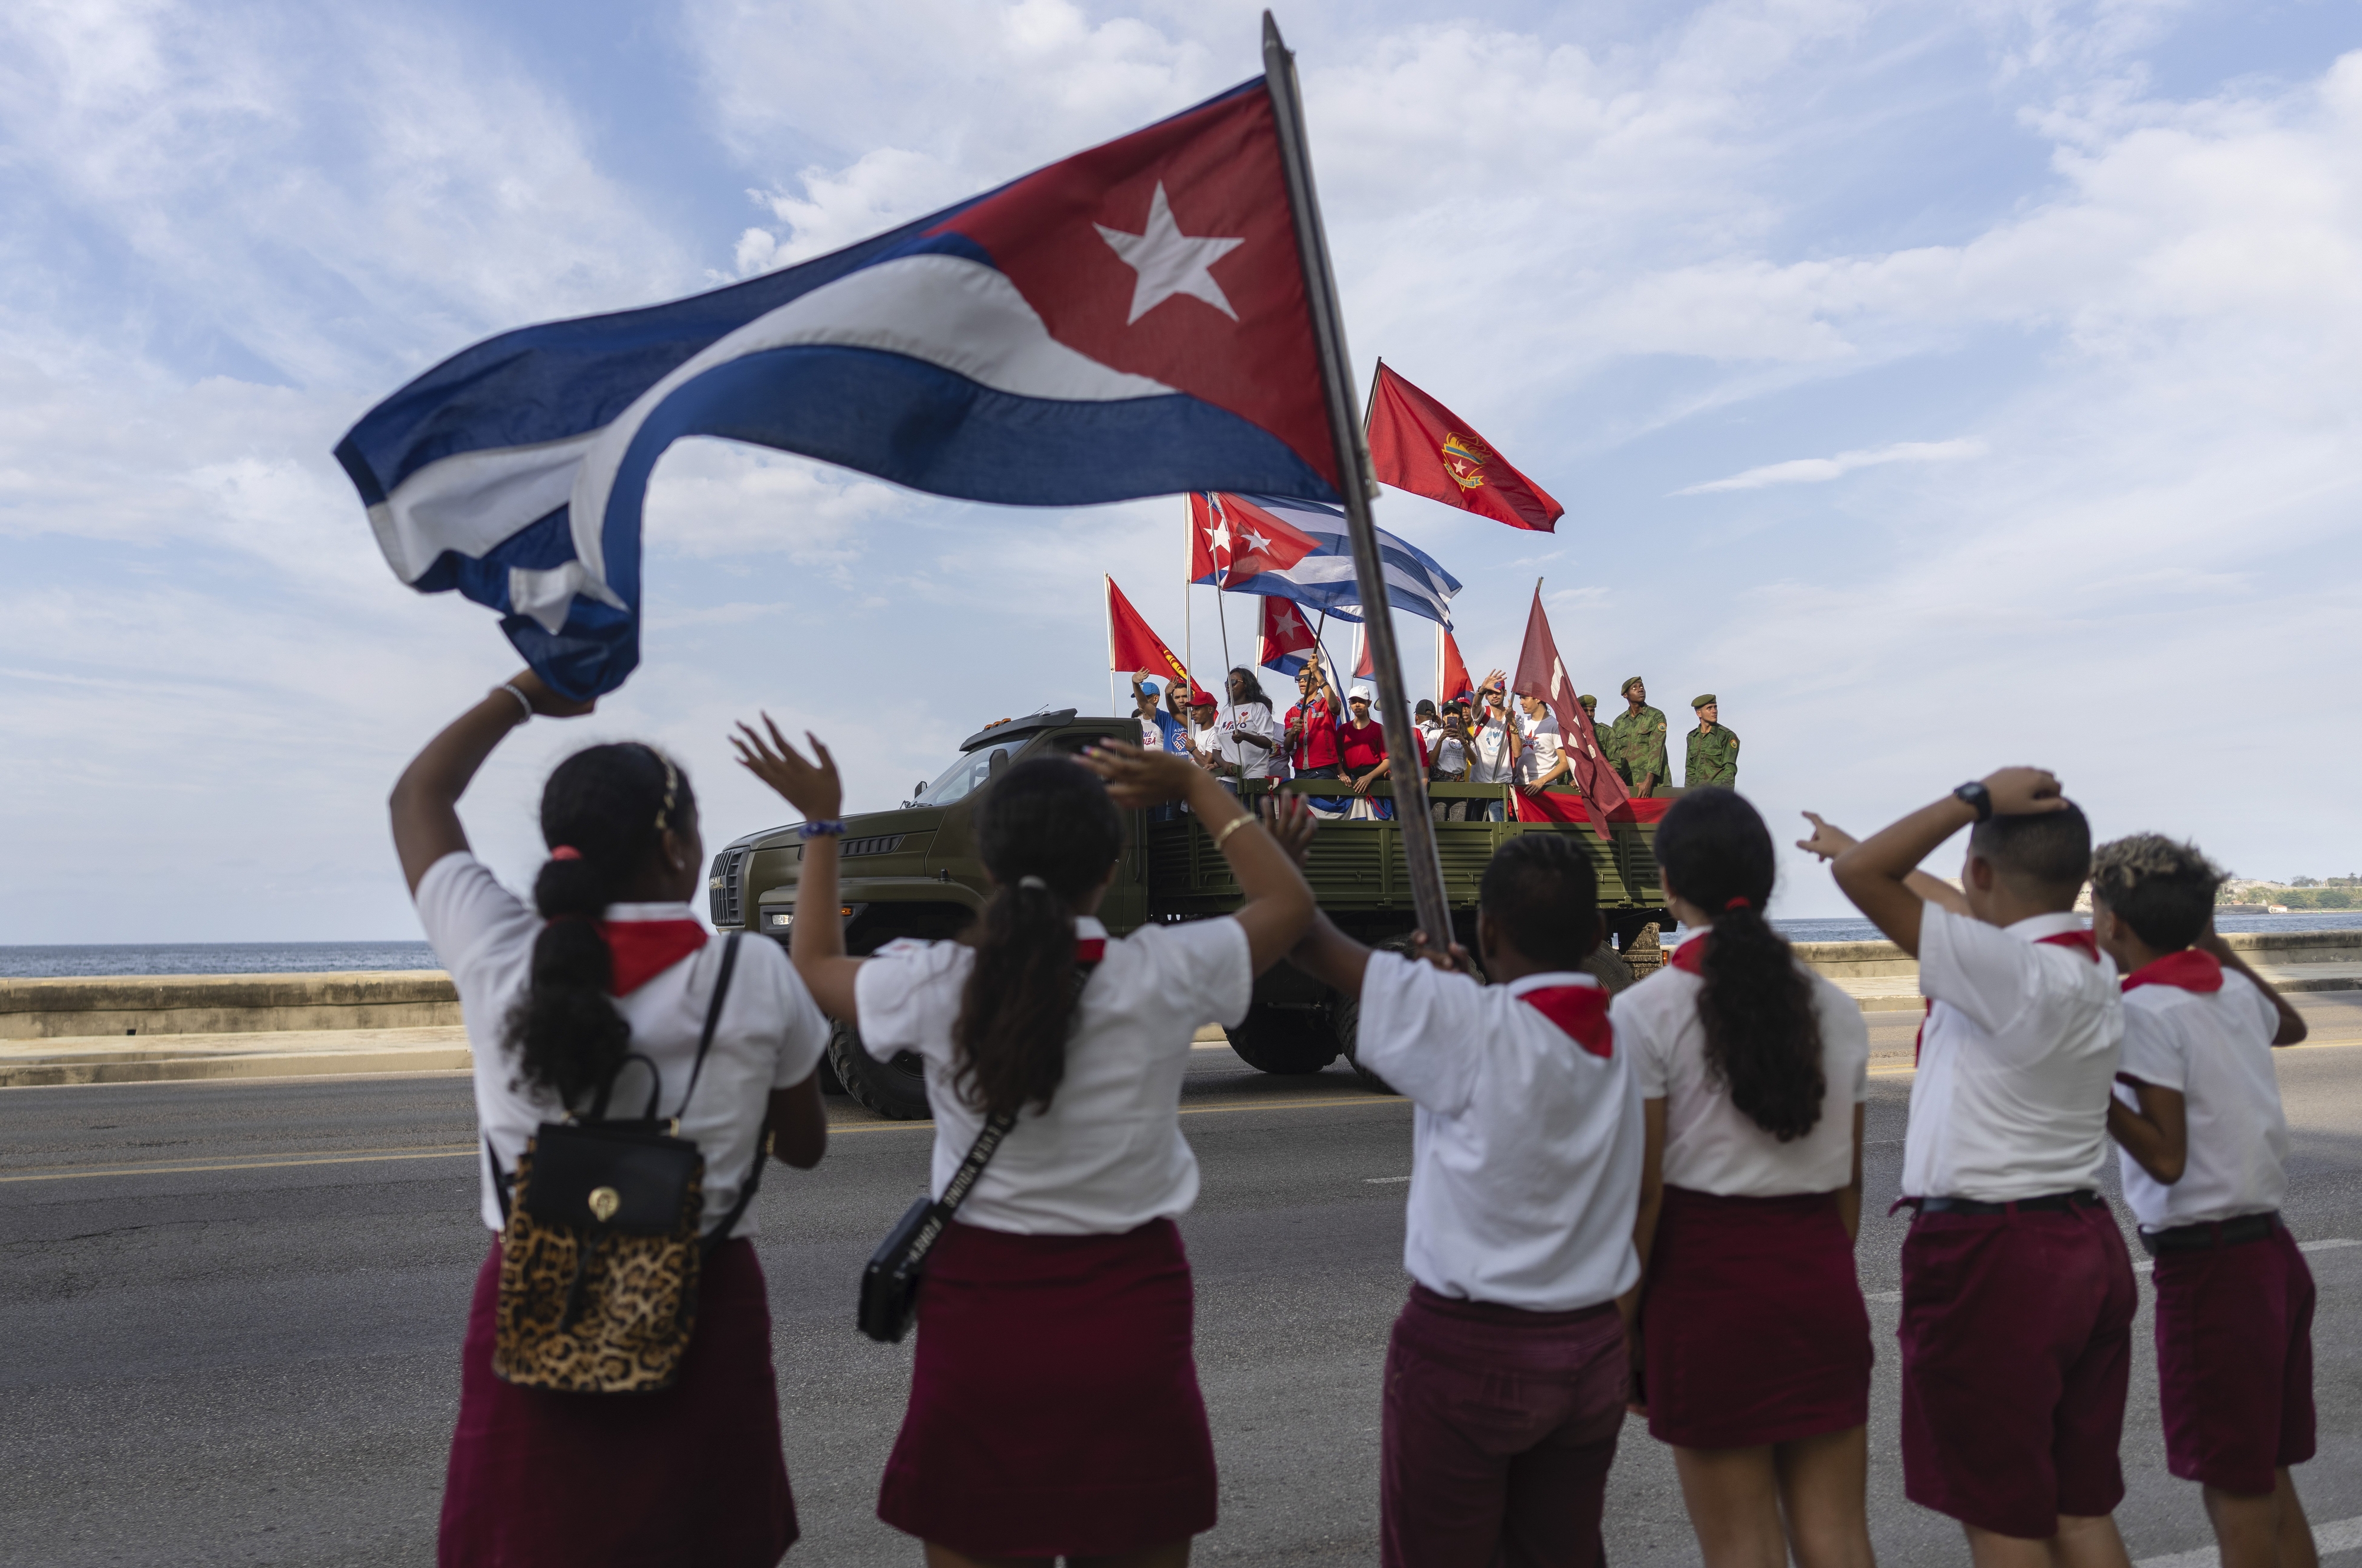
[503, 743, 694, 1105]
[953, 757, 1124, 1119]
[1655, 789, 1825, 1142]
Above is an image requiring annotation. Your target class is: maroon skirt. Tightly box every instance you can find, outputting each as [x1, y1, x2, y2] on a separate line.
[877, 1216, 1217, 1557]
[438, 1238, 798, 1568]
[1642, 1185, 1872, 1450]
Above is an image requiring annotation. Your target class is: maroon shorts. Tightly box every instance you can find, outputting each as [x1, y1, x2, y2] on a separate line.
[877, 1217, 1216, 1558]
[1642, 1186, 1872, 1449]
[1897, 1201, 2138, 1539]
[1381, 1284, 1627, 1568]
[438, 1238, 797, 1568]
[2154, 1221, 2317, 1495]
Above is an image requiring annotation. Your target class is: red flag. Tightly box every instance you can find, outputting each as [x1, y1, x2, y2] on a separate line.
[1512, 586, 1627, 838]
[1105, 576, 1210, 703]
[1257, 595, 1318, 672]
[1438, 628, 1473, 703]
[1367, 363, 1564, 532]
[1352, 621, 1375, 678]
[1189, 491, 1322, 587]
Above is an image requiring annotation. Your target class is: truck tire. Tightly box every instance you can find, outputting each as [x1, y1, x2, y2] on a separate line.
[1328, 992, 1396, 1095]
[1224, 1004, 1339, 1075]
[827, 1018, 931, 1120]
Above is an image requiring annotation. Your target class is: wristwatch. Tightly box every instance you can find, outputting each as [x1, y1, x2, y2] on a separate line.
[1952, 780, 1994, 822]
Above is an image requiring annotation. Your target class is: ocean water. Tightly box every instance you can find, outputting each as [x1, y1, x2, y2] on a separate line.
[0, 942, 440, 979]
[7, 911, 2360, 978]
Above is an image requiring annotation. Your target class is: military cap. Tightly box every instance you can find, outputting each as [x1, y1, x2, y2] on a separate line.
[1691, 693, 1716, 709]
[1620, 675, 1645, 695]
[1578, 694, 1597, 708]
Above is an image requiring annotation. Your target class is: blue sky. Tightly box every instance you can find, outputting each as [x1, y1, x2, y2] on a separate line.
[4, 0, 2360, 942]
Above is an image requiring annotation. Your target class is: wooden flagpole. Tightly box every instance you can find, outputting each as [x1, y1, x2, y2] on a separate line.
[1264, 12, 1450, 944]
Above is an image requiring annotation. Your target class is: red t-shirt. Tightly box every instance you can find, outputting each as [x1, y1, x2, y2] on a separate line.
[1339, 719, 1387, 772]
[1287, 698, 1339, 770]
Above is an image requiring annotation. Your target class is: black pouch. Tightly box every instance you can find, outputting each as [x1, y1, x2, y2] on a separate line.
[854, 952, 1098, 1343]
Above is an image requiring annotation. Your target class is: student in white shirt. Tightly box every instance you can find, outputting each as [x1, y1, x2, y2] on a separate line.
[1804, 769, 2134, 1564]
[389, 671, 829, 1568]
[2090, 835, 2318, 1568]
[1286, 832, 1641, 1568]
[730, 720, 1315, 1568]
[1213, 665, 1281, 783]
[1616, 789, 1874, 1568]
[1513, 691, 1570, 797]
[1464, 669, 1519, 822]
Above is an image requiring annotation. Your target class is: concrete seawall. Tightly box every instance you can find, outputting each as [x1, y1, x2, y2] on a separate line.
[0, 971, 459, 1040]
[4, 930, 2356, 1086]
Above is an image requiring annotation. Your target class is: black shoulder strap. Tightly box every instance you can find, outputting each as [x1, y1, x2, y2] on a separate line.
[486, 1138, 511, 1223]
[674, 932, 742, 1121]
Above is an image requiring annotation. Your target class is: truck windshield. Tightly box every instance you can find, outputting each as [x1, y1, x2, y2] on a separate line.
[914, 743, 1019, 807]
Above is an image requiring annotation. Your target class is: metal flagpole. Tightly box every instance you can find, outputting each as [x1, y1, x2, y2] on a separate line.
[1183, 497, 1194, 714]
[1264, 12, 1450, 945]
[1104, 574, 1117, 718]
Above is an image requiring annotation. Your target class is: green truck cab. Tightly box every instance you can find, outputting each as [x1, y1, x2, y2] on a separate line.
[708, 707, 1672, 1118]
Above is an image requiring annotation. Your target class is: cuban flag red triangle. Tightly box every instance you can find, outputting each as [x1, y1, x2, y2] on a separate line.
[338, 81, 1338, 700]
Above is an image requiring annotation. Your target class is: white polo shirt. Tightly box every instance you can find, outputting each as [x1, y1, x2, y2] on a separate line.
[1216, 702, 1280, 779]
[415, 852, 830, 1234]
[1515, 710, 1564, 786]
[1467, 713, 1515, 785]
[1906, 907, 2122, 1203]
[854, 913, 1251, 1235]
[1614, 952, 1870, 1195]
[1355, 953, 1643, 1311]
[2115, 962, 2288, 1230]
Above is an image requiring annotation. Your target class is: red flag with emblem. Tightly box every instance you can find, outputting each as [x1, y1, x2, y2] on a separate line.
[1107, 576, 1210, 703]
[1511, 586, 1626, 838]
[1368, 363, 1565, 533]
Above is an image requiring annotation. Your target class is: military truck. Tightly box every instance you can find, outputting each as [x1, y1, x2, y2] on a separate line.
[707, 707, 1672, 1118]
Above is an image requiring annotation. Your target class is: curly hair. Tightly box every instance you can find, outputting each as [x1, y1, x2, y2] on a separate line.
[1477, 833, 1601, 970]
[2090, 834, 2224, 953]
[1655, 789, 1825, 1142]
[953, 757, 1125, 1119]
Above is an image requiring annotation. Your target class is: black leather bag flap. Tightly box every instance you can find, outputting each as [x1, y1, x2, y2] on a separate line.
[523, 1121, 702, 1235]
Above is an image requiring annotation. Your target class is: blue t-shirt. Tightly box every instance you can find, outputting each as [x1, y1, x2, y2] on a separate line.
[1139, 710, 1187, 754]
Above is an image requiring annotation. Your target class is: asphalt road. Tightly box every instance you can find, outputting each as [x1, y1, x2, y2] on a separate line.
[4, 996, 2360, 1567]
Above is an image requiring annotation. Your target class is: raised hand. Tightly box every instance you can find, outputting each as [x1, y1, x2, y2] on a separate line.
[1982, 766, 2067, 815]
[1796, 811, 1857, 863]
[1408, 929, 1477, 976]
[1080, 738, 1204, 808]
[506, 668, 596, 718]
[730, 714, 843, 821]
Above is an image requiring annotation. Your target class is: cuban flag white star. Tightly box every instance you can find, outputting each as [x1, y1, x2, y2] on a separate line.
[1243, 526, 1272, 553]
[1096, 182, 1245, 325]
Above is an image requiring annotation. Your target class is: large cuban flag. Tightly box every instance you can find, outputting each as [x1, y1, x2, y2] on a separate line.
[336, 81, 1342, 698]
[1188, 492, 1461, 628]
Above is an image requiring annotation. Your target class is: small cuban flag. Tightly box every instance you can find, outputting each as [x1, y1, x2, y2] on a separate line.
[336, 79, 1347, 698]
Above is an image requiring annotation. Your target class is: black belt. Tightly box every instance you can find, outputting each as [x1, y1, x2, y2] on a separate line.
[1909, 1188, 2105, 1217]
[2139, 1211, 2279, 1257]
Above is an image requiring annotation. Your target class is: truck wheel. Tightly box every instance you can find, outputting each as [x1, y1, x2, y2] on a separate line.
[1224, 1004, 1339, 1075]
[1328, 992, 1396, 1095]
[827, 1019, 931, 1120]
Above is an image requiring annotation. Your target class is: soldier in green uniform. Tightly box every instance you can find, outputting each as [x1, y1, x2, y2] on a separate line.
[1607, 675, 1671, 798]
[1685, 694, 1740, 788]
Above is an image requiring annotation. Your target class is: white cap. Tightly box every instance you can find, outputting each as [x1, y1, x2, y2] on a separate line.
[1350, 684, 1375, 703]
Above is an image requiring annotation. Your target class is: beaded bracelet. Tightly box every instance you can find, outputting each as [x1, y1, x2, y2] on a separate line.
[798, 819, 846, 839]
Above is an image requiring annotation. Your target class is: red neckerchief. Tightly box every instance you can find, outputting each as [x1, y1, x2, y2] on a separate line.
[594, 919, 709, 995]
[1075, 937, 1106, 963]
[2123, 949, 2223, 994]
[1668, 936, 1705, 974]
[1518, 984, 1613, 1059]
[1915, 925, 2100, 1065]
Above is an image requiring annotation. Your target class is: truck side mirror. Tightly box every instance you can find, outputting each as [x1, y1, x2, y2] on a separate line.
[988, 748, 1010, 778]
[914, 780, 928, 800]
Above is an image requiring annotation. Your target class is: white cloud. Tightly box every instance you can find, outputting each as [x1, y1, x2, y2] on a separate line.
[1679, 438, 1988, 493]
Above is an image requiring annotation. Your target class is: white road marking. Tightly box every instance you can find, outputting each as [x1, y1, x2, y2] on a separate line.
[2136, 1514, 2362, 1567]
[1364, 1175, 1412, 1184]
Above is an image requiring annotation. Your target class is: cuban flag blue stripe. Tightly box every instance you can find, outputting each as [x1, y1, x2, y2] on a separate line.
[331, 79, 1330, 700]
[1194, 494, 1461, 628]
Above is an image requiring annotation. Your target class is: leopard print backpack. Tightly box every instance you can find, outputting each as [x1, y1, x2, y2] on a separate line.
[488, 934, 765, 1394]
